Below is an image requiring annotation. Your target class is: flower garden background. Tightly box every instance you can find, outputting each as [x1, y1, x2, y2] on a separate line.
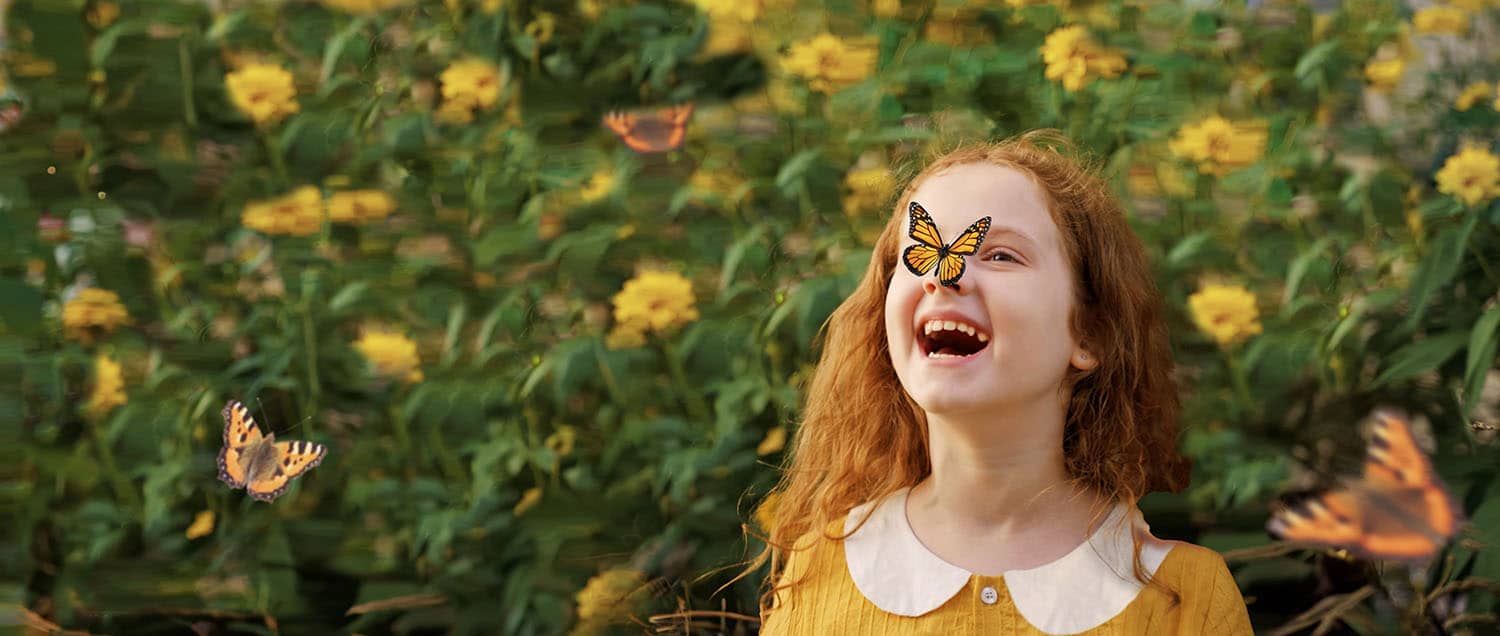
[4, 0, 1500, 634]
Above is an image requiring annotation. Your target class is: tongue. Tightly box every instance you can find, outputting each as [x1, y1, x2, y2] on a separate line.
[936, 346, 965, 356]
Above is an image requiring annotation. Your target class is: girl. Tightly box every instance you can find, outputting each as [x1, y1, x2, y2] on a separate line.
[752, 131, 1252, 634]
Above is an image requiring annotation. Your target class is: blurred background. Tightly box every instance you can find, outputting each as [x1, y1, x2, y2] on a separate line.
[2, 0, 1499, 634]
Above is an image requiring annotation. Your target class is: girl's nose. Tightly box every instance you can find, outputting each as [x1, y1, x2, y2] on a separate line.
[922, 276, 965, 295]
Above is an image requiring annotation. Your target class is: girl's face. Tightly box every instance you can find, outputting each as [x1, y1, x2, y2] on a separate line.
[884, 162, 1094, 416]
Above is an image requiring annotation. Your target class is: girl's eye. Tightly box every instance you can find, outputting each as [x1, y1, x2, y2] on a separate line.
[984, 250, 1018, 263]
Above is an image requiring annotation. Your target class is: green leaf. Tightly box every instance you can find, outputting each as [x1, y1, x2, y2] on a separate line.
[1462, 303, 1500, 413]
[774, 150, 821, 195]
[1371, 331, 1468, 388]
[1167, 231, 1212, 267]
[1405, 215, 1478, 328]
[1293, 41, 1339, 87]
[0, 279, 44, 336]
[1281, 236, 1336, 309]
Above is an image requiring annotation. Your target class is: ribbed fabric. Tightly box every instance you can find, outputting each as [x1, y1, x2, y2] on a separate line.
[760, 517, 1253, 635]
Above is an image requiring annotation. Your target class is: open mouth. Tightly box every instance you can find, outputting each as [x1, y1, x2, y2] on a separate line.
[919, 319, 991, 359]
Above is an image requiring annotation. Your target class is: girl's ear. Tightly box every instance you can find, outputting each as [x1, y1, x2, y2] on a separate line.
[1071, 348, 1099, 372]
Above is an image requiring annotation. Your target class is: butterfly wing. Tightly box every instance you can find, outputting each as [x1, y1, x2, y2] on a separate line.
[1266, 490, 1366, 552]
[1267, 409, 1464, 563]
[601, 103, 693, 153]
[936, 216, 991, 287]
[245, 440, 327, 503]
[903, 201, 945, 278]
[218, 400, 263, 489]
[1353, 409, 1463, 560]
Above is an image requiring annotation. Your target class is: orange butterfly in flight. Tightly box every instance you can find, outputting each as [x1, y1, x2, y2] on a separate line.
[601, 103, 693, 153]
[1267, 408, 1464, 563]
[217, 400, 327, 502]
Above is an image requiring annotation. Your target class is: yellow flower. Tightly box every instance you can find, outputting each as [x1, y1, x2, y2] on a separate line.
[1040, 25, 1127, 92]
[481, 0, 506, 13]
[780, 33, 878, 94]
[1456, 82, 1493, 111]
[1435, 146, 1500, 207]
[354, 329, 424, 383]
[87, 1, 120, 28]
[321, 0, 413, 12]
[574, 568, 649, 627]
[513, 487, 542, 516]
[700, 15, 754, 56]
[185, 510, 215, 540]
[611, 270, 699, 335]
[1364, 57, 1405, 92]
[63, 289, 131, 343]
[873, 0, 901, 17]
[842, 167, 894, 217]
[1187, 283, 1263, 347]
[693, 0, 760, 22]
[605, 324, 646, 350]
[525, 12, 557, 44]
[439, 58, 504, 117]
[546, 426, 577, 457]
[1448, 0, 1498, 10]
[1168, 116, 1266, 177]
[241, 186, 325, 237]
[327, 190, 396, 225]
[579, 169, 617, 203]
[757, 425, 786, 456]
[86, 353, 127, 417]
[1413, 6, 1469, 35]
[754, 491, 780, 530]
[225, 63, 299, 126]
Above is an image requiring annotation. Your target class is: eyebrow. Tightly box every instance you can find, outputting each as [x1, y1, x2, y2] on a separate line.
[983, 225, 1039, 249]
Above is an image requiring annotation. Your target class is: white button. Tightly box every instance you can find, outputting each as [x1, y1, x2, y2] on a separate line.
[980, 586, 999, 605]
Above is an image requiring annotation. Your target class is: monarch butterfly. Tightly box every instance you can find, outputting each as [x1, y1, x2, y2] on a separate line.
[601, 103, 693, 153]
[901, 200, 991, 288]
[1266, 408, 1464, 563]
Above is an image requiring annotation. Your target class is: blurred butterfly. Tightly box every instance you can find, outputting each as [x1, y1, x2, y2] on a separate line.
[602, 103, 693, 153]
[1267, 408, 1463, 563]
[902, 201, 991, 288]
[217, 399, 326, 502]
[0, 93, 25, 133]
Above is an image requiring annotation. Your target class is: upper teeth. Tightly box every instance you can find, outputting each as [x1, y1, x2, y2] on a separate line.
[923, 319, 990, 343]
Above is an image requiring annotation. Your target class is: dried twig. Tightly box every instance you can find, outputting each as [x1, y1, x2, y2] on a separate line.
[1221, 542, 1303, 562]
[1266, 585, 1375, 636]
[345, 593, 447, 616]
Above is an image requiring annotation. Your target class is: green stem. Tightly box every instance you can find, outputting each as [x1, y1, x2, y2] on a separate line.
[179, 34, 197, 128]
[301, 296, 320, 420]
[660, 336, 711, 423]
[392, 403, 411, 457]
[427, 418, 464, 483]
[1223, 347, 1252, 418]
[88, 413, 141, 512]
[261, 128, 288, 186]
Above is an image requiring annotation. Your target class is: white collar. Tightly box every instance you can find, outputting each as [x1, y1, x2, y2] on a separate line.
[843, 486, 1177, 633]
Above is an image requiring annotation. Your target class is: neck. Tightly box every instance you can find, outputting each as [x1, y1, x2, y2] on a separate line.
[910, 398, 1102, 534]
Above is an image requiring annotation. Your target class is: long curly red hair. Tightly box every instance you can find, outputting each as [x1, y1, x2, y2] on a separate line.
[736, 130, 1191, 617]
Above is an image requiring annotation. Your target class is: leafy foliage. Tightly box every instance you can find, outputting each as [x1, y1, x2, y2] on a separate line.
[3, 0, 1499, 634]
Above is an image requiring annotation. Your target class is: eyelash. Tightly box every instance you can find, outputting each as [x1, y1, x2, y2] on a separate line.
[983, 250, 1018, 263]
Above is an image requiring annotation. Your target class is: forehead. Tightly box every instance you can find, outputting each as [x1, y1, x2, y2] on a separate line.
[903, 163, 1056, 248]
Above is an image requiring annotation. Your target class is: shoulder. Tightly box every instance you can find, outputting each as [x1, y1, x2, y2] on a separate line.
[758, 515, 854, 629]
[1154, 542, 1253, 635]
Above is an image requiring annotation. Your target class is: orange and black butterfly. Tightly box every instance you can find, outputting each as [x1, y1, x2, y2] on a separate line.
[1267, 408, 1464, 563]
[218, 400, 326, 502]
[601, 103, 693, 153]
[902, 201, 991, 288]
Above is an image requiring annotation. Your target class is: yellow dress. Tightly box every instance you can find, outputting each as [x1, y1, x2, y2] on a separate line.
[760, 488, 1252, 635]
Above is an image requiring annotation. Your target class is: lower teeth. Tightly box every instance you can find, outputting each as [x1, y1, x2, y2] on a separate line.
[928, 352, 967, 359]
